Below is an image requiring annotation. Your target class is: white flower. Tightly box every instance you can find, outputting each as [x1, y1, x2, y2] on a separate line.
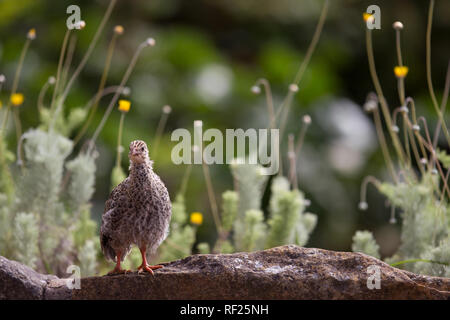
[289, 83, 299, 93]
[251, 85, 261, 94]
[162, 105, 172, 114]
[302, 115, 312, 125]
[358, 201, 368, 211]
[145, 37, 156, 47]
[393, 21, 404, 30]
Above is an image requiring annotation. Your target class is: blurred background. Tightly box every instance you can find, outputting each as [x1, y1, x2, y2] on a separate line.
[0, 0, 449, 258]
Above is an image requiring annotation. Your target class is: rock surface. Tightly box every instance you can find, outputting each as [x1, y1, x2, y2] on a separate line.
[0, 256, 62, 299]
[1, 245, 449, 299]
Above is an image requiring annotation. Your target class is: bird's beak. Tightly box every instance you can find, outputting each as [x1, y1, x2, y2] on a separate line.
[129, 148, 138, 156]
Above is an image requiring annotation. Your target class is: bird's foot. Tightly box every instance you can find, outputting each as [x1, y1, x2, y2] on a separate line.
[137, 264, 163, 276]
[107, 267, 131, 276]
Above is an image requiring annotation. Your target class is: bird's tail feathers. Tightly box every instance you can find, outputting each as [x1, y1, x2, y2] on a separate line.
[100, 234, 116, 262]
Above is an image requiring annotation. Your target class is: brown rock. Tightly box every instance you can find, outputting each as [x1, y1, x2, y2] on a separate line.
[0, 256, 54, 299]
[1, 245, 449, 299]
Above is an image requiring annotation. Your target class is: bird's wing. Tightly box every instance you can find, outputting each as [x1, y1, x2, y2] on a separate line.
[103, 177, 131, 216]
[152, 172, 172, 220]
[100, 177, 131, 261]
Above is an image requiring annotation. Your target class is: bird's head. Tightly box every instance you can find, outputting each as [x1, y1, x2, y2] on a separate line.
[129, 140, 149, 164]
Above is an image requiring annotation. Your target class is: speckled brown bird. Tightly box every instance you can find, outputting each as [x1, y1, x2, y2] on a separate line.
[100, 140, 172, 275]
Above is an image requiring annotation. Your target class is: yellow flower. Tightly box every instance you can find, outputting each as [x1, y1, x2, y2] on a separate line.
[27, 28, 36, 40]
[190, 212, 203, 225]
[394, 66, 409, 78]
[363, 13, 373, 22]
[114, 25, 124, 35]
[118, 99, 131, 112]
[10, 93, 24, 106]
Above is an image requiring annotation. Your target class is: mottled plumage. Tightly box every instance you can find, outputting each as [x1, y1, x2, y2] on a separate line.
[100, 140, 171, 274]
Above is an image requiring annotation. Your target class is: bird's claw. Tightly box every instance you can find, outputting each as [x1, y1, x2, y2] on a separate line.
[137, 264, 163, 276]
[107, 268, 131, 276]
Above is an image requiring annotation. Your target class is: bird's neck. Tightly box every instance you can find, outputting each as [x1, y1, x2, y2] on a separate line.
[129, 159, 153, 182]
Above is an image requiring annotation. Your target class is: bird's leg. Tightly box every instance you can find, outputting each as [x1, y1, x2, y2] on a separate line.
[107, 251, 130, 275]
[137, 246, 163, 275]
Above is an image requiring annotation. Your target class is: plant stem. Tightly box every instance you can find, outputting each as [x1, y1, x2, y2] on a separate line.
[426, 0, 450, 147]
[390, 258, 449, 267]
[360, 176, 381, 206]
[37, 79, 53, 114]
[293, 0, 329, 85]
[288, 134, 298, 189]
[366, 27, 406, 168]
[152, 106, 171, 162]
[432, 61, 450, 148]
[74, 32, 118, 146]
[0, 38, 31, 136]
[179, 162, 193, 197]
[255, 78, 275, 129]
[89, 39, 151, 150]
[51, 0, 117, 131]
[59, 34, 77, 96]
[116, 112, 125, 167]
[49, 29, 71, 115]
[372, 106, 398, 182]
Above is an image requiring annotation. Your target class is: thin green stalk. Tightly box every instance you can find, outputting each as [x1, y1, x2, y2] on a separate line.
[405, 97, 419, 125]
[153, 105, 172, 162]
[293, 0, 329, 85]
[278, 0, 329, 135]
[395, 28, 406, 105]
[288, 134, 298, 190]
[404, 115, 424, 176]
[0, 38, 31, 135]
[255, 78, 275, 129]
[366, 27, 406, 167]
[405, 98, 428, 164]
[179, 162, 193, 197]
[278, 87, 296, 141]
[417, 116, 450, 197]
[294, 119, 309, 157]
[390, 259, 449, 268]
[89, 39, 155, 151]
[0, 76, 5, 93]
[12, 109, 23, 166]
[403, 118, 411, 169]
[274, 0, 329, 177]
[201, 159, 222, 239]
[84, 85, 127, 111]
[405, 116, 442, 194]
[49, 29, 71, 115]
[372, 106, 398, 182]
[426, 0, 450, 147]
[59, 34, 77, 96]
[116, 112, 125, 167]
[2, 36, 33, 165]
[392, 107, 412, 170]
[194, 121, 222, 241]
[51, 0, 117, 131]
[432, 61, 450, 148]
[37, 78, 54, 113]
[359, 176, 381, 208]
[440, 168, 450, 203]
[74, 31, 119, 146]
[0, 138, 14, 201]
